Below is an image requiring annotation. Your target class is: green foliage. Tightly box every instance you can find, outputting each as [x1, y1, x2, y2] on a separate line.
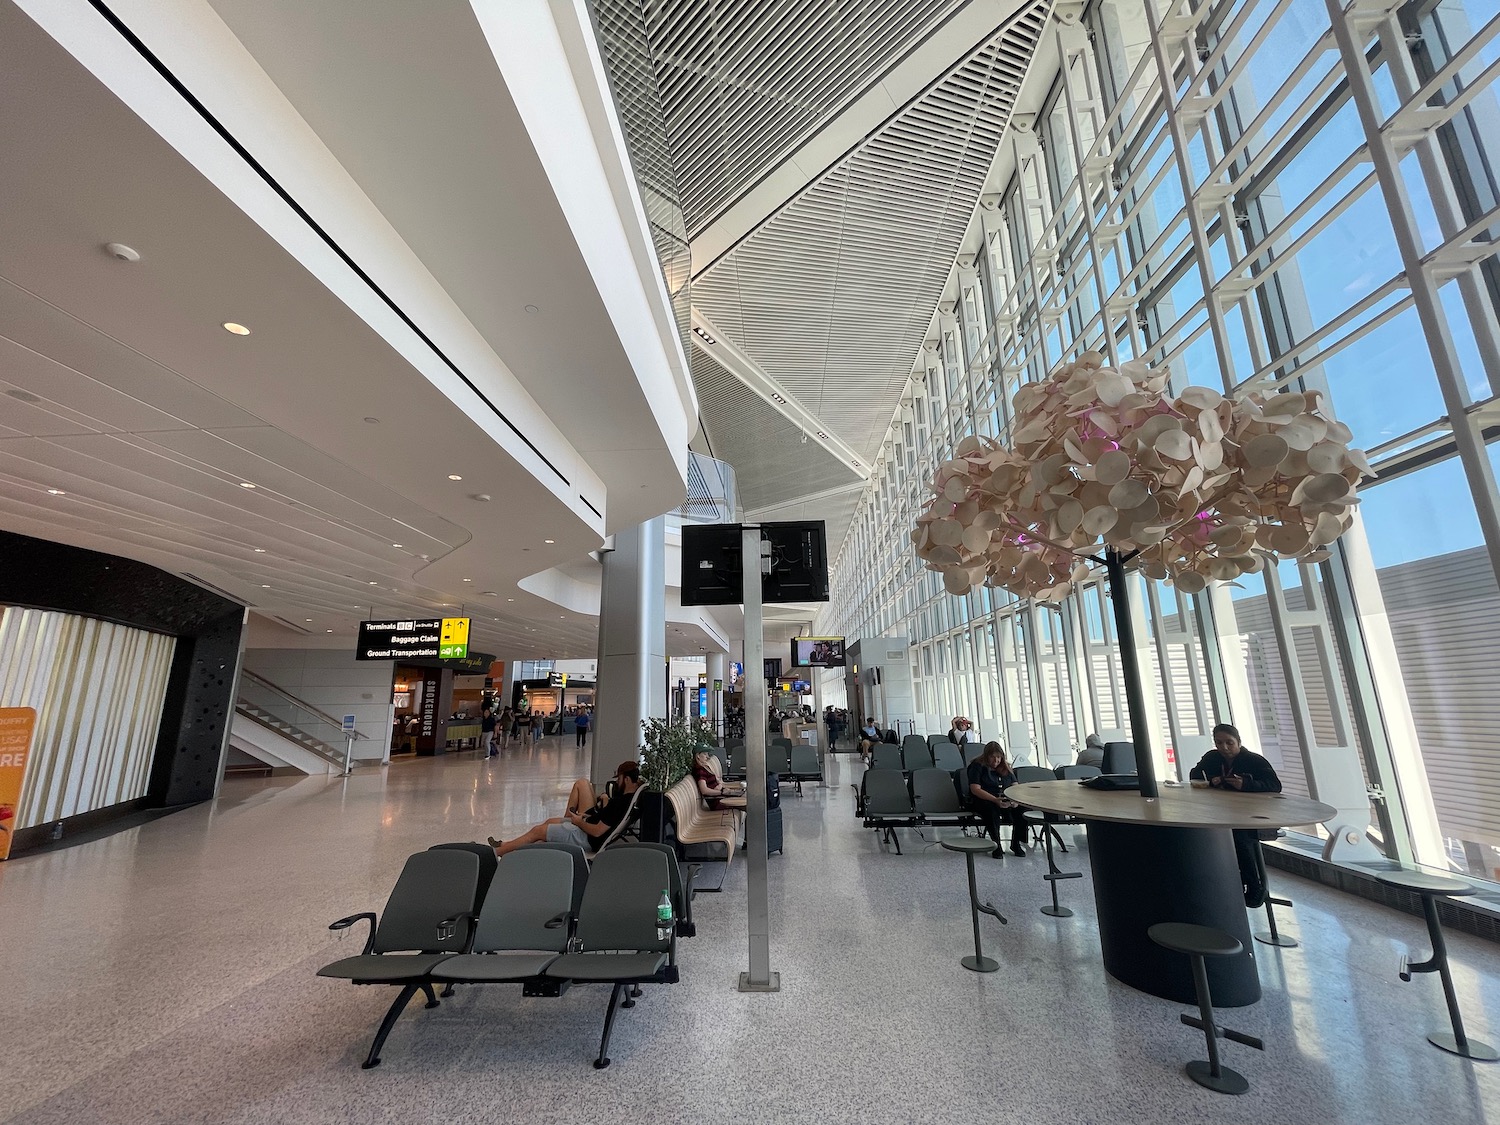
[638, 716, 716, 792]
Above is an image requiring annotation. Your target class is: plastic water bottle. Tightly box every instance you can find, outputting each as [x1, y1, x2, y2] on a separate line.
[655, 889, 673, 941]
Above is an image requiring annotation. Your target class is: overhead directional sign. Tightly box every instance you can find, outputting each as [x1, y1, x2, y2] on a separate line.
[438, 617, 470, 660]
[356, 617, 471, 661]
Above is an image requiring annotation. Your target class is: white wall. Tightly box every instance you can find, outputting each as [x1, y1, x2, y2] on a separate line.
[242, 648, 395, 761]
[0, 606, 176, 828]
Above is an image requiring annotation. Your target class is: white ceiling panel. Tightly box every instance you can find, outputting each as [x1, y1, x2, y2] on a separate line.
[692, 1, 1050, 463]
[609, 0, 968, 236]
[692, 351, 862, 510]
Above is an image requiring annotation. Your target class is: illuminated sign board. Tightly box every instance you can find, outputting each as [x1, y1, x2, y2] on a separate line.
[356, 617, 470, 661]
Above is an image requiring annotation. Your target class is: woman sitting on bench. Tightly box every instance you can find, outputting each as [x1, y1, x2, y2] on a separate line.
[489, 761, 641, 856]
[691, 750, 743, 810]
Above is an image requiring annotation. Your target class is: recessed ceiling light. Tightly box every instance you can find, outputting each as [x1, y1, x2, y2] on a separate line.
[368, 581, 378, 585]
[524, 303, 539, 314]
[261, 584, 271, 589]
[544, 539, 555, 544]
[481, 591, 497, 596]
[222, 322, 251, 336]
[239, 482, 256, 489]
[770, 392, 787, 404]
[392, 543, 403, 548]
[816, 431, 828, 439]
[253, 547, 266, 553]
[462, 578, 472, 583]
[447, 474, 463, 481]
[326, 629, 334, 633]
[363, 417, 379, 424]
[507, 598, 515, 602]
[45, 488, 65, 495]
[305, 619, 313, 622]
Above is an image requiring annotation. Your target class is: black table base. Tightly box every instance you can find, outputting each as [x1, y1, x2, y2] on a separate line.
[1087, 821, 1259, 1007]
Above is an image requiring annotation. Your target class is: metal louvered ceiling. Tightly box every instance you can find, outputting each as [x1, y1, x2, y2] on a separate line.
[750, 489, 864, 554]
[692, 0, 1051, 465]
[637, 0, 967, 236]
[693, 351, 862, 512]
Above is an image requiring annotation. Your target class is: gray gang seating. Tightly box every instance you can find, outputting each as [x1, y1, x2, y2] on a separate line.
[317, 842, 690, 1070]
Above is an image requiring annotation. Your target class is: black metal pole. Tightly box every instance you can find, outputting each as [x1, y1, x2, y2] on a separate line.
[1104, 548, 1159, 798]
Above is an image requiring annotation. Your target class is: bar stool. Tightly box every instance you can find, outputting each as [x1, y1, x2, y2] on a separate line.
[1038, 816, 1082, 918]
[1148, 922, 1264, 1094]
[1251, 836, 1296, 948]
[1375, 869, 1498, 1061]
[941, 837, 1007, 972]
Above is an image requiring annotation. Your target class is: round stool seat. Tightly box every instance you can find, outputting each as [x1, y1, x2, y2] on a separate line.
[941, 837, 998, 855]
[1149, 922, 1243, 959]
[1374, 869, 1474, 897]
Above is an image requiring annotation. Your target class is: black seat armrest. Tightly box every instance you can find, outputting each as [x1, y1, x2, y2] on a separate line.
[543, 911, 570, 930]
[329, 912, 378, 955]
[437, 910, 478, 949]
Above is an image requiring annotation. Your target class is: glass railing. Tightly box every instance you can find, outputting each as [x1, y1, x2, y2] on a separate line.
[674, 453, 738, 525]
[237, 670, 365, 761]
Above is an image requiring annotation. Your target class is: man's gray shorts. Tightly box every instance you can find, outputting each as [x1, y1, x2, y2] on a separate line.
[546, 822, 589, 848]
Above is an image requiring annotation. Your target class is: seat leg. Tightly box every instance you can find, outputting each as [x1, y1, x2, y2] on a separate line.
[1183, 953, 1249, 1094]
[622, 983, 642, 1009]
[361, 983, 420, 1070]
[420, 981, 440, 1009]
[440, 983, 456, 998]
[594, 983, 625, 1069]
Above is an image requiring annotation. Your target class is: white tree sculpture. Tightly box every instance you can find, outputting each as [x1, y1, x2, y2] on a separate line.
[913, 353, 1370, 601]
[911, 352, 1370, 795]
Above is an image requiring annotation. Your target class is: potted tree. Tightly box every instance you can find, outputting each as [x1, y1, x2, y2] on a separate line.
[637, 716, 715, 842]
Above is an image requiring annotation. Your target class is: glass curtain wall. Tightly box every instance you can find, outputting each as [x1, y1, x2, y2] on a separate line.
[819, 0, 1500, 883]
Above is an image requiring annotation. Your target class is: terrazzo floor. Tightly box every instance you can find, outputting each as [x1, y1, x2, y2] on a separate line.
[3, 738, 1499, 1124]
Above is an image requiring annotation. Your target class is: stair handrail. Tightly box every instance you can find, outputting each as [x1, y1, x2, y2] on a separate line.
[234, 702, 350, 768]
[238, 669, 371, 739]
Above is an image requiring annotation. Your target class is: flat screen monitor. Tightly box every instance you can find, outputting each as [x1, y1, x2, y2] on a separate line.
[680, 522, 829, 606]
[790, 636, 847, 667]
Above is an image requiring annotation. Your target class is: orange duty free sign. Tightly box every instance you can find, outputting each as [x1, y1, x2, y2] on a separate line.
[0, 707, 36, 861]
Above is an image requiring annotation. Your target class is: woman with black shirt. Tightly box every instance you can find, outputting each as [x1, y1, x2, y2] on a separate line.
[966, 741, 1028, 858]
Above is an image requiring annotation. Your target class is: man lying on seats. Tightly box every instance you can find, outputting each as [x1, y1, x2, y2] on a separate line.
[490, 761, 642, 856]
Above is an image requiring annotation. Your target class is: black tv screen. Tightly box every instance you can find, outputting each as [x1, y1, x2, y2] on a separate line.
[791, 636, 847, 667]
[681, 521, 828, 606]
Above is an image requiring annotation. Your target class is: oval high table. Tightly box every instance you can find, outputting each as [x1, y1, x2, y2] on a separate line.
[1006, 781, 1335, 1007]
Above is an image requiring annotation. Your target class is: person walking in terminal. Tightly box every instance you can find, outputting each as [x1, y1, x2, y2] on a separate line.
[481, 707, 497, 757]
[574, 707, 590, 749]
[489, 761, 642, 856]
[967, 741, 1027, 858]
[529, 710, 543, 744]
[1188, 723, 1283, 908]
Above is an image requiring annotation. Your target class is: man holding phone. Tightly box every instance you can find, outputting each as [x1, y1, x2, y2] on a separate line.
[1188, 723, 1282, 906]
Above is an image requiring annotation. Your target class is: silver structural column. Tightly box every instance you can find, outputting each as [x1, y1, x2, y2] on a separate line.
[738, 525, 779, 992]
[812, 668, 825, 758]
[591, 518, 667, 787]
[706, 651, 726, 738]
